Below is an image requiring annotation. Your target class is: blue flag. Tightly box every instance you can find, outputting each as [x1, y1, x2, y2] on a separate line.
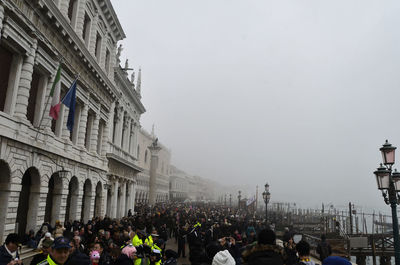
[61, 79, 77, 132]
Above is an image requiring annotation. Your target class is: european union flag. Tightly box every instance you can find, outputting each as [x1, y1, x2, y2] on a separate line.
[61, 79, 77, 132]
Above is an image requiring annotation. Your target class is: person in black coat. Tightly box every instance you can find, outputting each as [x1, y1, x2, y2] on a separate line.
[241, 229, 285, 265]
[284, 237, 298, 265]
[316, 234, 332, 262]
[177, 225, 187, 258]
[0, 233, 21, 265]
[65, 241, 90, 265]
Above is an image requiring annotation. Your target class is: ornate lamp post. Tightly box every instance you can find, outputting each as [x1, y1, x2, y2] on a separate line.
[262, 183, 271, 224]
[229, 194, 232, 207]
[238, 191, 242, 209]
[374, 140, 400, 265]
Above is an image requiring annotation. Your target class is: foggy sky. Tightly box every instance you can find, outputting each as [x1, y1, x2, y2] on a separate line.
[113, 0, 400, 212]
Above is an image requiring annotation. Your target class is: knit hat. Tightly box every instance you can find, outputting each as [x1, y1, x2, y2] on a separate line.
[212, 250, 236, 265]
[91, 251, 100, 260]
[323, 256, 352, 265]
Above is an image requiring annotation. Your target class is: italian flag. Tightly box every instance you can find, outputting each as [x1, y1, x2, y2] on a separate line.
[49, 64, 62, 120]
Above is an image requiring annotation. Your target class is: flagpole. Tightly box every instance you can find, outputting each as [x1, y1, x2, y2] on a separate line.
[34, 65, 62, 141]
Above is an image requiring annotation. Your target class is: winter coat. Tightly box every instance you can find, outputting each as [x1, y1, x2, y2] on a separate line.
[54, 226, 65, 238]
[242, 244, 285, 265]
[0, 245, 20, 265]
[114, 254, 134, 265]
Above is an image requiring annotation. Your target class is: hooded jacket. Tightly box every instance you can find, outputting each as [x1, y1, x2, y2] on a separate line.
[241, 244, 285, 265]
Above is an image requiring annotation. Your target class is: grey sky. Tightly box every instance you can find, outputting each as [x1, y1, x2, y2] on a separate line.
[113, 0, 400, 211]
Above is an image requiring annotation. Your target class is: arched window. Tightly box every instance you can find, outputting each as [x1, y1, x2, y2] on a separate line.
[137, 145, 140, 160]
[144, 150, 148, 163]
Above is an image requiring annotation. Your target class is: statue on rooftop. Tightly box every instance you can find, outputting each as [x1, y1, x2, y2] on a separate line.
[116, 44, 123, 63]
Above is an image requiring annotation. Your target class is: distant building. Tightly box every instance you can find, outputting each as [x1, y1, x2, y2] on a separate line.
[169, 166, 188, 201]
[169, 166, 219, 202]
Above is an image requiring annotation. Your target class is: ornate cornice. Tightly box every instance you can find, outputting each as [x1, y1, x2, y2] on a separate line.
[37, 0, 120, 100]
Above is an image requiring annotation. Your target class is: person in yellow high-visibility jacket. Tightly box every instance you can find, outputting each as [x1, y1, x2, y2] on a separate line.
[132, 231, 144, 265]
[144, 230, 159, 249]
[147, 239, 164, 265]
[149, 249, 162, 265]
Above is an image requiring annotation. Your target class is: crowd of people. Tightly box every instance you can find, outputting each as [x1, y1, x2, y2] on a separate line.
[0, 203, 348, 265]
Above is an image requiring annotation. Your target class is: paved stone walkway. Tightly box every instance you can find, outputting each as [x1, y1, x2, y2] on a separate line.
[165, 239, 190, 265]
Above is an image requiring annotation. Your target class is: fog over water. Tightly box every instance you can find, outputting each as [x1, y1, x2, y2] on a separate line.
[113, 0, 400, 212]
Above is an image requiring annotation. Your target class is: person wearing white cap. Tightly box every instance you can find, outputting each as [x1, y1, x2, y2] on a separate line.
[212, 250, 236, 265]
[37, 233, 54, 250]
[149, 249, 162, 265]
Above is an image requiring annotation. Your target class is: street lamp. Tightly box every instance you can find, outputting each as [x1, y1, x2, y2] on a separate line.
[374, 140, 400, 265]
[238, 190, 242, 210]
[262, 183, 271, 224]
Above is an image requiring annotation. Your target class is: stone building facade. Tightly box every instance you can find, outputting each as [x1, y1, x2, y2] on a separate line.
[169, 166, 188, 201]
[135, 129, 171, 205]
[169, 165, 219, 202]
[0, 0, 144, 242]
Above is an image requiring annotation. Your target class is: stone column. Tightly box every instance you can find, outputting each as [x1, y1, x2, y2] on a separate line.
[0, 4, 5, 40]
[50, 190, 64, 226]
[77, 103, 88, 147]
[119, 181, 126, 218]
[105, 187, 111, 217]
[125, 182, 131, 216]
[131, 181, 136, 213]
[148, 141, 161, 206]
[88, 13, 99, 56]
[101, 185, 107, 217]
[122, 117, 130, 152]
[71, 104, 81, 144]
[106, 101, 115, 144]
[114, 108, 123, 148]
[110, 179, 118, 218]
[100, 36, 106, 68]
[69, 189, 79, 221]
[134, 124, 139, 158]
[75, 186, 84, 222]
[90, 113, 100, 153]
[109, 43, 117, 79]
[89, 189, 95, 219]
[14, 39, 38, 119]
[26, 184, 41, 233]
[82, 189, 91, 222]
[36, 186, 49, 232]
[74, 0, 86, 37]
[0, 183, 10, 242]
[129, 122, 134, 155]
